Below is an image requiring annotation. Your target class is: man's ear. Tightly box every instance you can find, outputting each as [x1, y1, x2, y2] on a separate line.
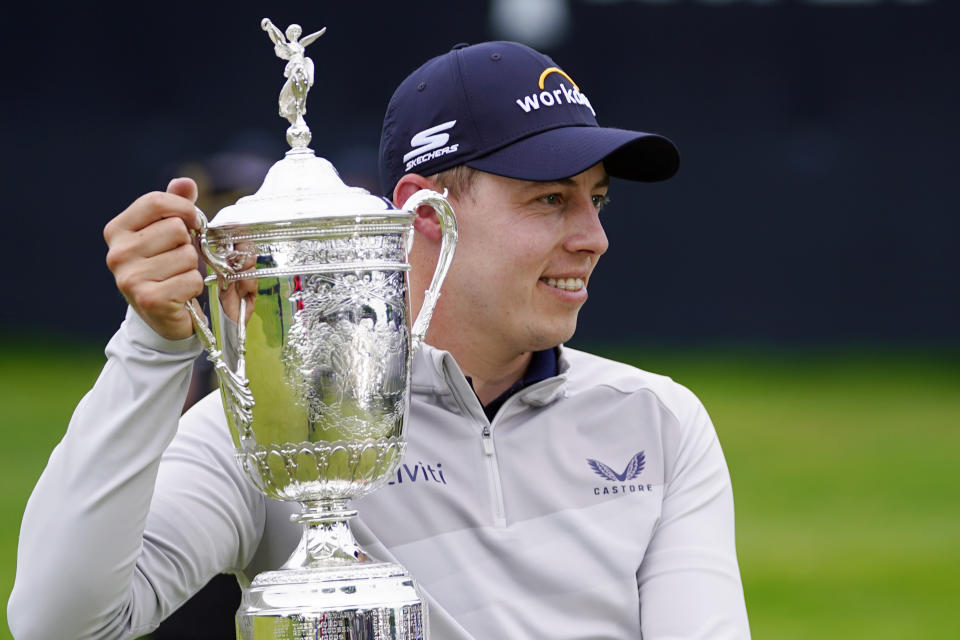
[394, 173, 443, 243]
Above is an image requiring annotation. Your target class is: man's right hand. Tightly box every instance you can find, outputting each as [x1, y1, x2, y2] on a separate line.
[104, 177, 204, 341]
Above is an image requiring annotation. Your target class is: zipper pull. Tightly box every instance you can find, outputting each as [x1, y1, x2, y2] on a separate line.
[481, 425, 494, 456]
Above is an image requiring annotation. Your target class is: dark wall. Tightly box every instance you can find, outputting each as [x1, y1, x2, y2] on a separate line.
[2, 1, 956, 345]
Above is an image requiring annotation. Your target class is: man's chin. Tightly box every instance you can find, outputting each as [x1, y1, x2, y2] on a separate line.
[525, 322, 578, 351]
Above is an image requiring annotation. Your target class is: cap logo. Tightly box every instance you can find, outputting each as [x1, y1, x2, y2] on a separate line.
[538, 67, 579, 91]
[515, 67, 595, 116]
[404, 119, 460, 171]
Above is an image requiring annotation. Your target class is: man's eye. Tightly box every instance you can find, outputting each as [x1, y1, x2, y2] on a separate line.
[539, 193, 561, 206]
[592, 194, 610, 210]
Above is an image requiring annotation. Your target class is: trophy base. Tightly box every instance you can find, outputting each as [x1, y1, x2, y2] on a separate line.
[236, 562, 426, 640]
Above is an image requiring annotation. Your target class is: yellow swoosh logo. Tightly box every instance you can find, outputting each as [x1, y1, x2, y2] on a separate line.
[538, 67, 579, 91]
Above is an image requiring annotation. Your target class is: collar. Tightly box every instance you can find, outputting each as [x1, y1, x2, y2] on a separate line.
[411, 344, 570, 419]
[468, 348, 558, 420]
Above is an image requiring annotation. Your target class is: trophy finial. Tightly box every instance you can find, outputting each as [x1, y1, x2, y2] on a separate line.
[261, 18, 327, 151]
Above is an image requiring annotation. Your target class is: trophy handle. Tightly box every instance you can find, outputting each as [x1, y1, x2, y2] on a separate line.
[193, 206, 233, 277]
[184, 209, 255, 428]
[402, 189, 458, 354]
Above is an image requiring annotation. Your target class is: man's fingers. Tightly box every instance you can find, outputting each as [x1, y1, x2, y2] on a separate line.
[142, 216, 195, 258]
[121, 243, 200, 286]
[106, 217, 195, 275]
[235, 276, 258, 298]
[217, 275, 258, 325]
[104, 189, 199, 242]
[160, 268, 206, 304]
[125, 269, 205, 316]
[124, 269, 205, 341]
[112, 241, 199, 304]
[101, 178, 207, 341]
[166, 177, 199, 203]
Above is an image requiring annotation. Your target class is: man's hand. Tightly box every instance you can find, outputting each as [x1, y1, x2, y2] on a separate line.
[104, 178, 204, 341]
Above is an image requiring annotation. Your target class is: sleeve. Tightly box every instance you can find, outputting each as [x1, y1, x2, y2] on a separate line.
[636, 385, 751, 639]
[7, 307, 265, 640]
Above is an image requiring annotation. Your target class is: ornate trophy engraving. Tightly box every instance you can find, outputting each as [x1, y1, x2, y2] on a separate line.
[185, 20, 457, 640]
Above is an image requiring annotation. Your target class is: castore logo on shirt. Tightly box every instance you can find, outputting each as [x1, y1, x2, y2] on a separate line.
[587, 451, 653, 496]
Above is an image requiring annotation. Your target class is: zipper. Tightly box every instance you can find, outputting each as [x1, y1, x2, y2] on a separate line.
[481, 424, 494, 455]
[441, 354, 567, 528]
[440, 365, 508, 526]
[480, 422, 507, 527]
[480, 385, 559, 526]
[478, 382, 560, 526]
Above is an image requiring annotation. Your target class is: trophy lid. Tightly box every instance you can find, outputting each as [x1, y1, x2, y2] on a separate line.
[209, 19, 399, 229]
[209, 150, 396, 229]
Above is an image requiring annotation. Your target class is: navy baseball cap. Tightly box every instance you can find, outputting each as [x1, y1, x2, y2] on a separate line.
[378, 41, 679, 196]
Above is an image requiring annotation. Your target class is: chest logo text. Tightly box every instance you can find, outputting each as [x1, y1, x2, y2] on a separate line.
[387, 461, 447, 486]
[588, 451, 652, 497]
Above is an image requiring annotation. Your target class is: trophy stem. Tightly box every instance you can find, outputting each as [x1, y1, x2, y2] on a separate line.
[238, 497, 428, 639]
[282, 500, 370, 570]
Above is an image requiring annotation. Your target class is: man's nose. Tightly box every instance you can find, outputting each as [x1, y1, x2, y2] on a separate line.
[565, 200, 609, 257]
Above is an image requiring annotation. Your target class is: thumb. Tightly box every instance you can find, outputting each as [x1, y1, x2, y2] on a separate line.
[166, 176, 199, 203]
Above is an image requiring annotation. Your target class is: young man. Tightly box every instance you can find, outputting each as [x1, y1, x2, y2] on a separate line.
[9, 42, 750, 639]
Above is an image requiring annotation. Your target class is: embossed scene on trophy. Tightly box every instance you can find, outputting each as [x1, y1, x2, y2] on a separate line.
[284, 270, 408, 441]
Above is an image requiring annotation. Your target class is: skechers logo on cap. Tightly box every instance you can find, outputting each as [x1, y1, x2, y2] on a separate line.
[515, 67, 595, 116]
[404, 120, 459, 171]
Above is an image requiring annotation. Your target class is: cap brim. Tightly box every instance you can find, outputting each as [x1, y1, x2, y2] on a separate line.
[465, 126, 679, 183]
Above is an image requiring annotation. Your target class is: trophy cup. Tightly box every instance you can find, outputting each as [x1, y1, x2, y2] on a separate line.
[185, 19, 457, 639]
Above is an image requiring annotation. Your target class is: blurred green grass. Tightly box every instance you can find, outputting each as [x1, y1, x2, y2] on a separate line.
[597, 344, 960, 638]
[2, 338, 958, 638]
[1, 338, 107, 639]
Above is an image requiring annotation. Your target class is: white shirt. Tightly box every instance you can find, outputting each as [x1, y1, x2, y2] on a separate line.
[8, 308, 750, 639]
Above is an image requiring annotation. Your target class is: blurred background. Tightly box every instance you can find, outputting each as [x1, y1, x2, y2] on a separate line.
[2, 0, 957, 638]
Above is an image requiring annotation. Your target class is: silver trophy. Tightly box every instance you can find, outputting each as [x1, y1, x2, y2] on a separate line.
[185, 20, 457, 639]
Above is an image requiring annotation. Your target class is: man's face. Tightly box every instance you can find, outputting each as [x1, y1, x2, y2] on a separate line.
[436, 163, 610, 357]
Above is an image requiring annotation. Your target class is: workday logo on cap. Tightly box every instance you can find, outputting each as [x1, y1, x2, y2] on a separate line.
[514, 67, 596, 116]
[379, 40, 679, 197]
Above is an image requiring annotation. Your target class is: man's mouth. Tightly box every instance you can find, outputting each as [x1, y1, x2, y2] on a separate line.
[540, 277, 585, 292]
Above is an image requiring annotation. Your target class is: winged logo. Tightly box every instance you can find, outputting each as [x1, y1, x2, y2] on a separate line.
[587, 451, 646, 482]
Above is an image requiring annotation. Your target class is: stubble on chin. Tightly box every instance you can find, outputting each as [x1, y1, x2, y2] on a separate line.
[523, 317, 579, 352]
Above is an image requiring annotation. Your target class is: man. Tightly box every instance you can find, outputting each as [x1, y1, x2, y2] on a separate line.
[9, 42, 750, 639]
